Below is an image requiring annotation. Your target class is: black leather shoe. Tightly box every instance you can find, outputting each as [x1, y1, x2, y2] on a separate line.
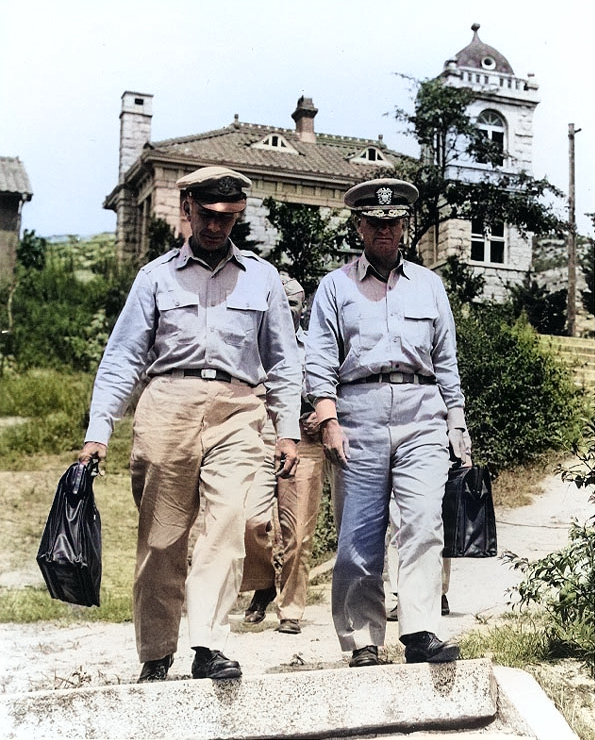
[278, 618, 301, 634]
[137, 654, 173, 683]
[349, 645, 379, 667]
[244, 585, 277, 624]
[192, 649, 242, 679]
[441, 594, 450, 615]
[401, 631, 460, 663]
[386, 604, 399, 621]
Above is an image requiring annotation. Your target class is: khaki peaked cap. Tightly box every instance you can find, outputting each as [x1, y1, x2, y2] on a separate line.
[344, 178, 419, 219]
[176, 166, 252, 213]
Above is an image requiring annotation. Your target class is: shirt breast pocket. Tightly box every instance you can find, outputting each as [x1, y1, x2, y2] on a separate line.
[224, 293, 268, 346]
[402, 307, 437, 349]
[156, 291, 199, 344]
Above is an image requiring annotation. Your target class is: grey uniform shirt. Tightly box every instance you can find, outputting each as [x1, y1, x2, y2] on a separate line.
[85, 240, 302, 445]
[305, 253, 465, 410]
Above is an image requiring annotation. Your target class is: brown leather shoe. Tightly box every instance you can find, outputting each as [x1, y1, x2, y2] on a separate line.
[349, 645, 379, 667]
[278, 618, 301, 634]
[137, 654, 173, 683]
[244, 586, 276, 624]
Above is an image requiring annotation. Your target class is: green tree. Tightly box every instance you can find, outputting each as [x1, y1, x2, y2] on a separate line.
[263, 198, 346, 296]
[507, 272, 568, 336]
[393, 76, 566, 257]
[581, 215, 594, 316]
[439, 254, 485, 305]
[146, 216, 184, 263]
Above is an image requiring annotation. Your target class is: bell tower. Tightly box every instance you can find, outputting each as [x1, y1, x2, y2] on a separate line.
[425, 24, 540, 300]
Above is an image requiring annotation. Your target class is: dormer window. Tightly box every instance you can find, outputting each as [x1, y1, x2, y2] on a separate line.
[252, 133, 298, 154]
[481, 56, 496, 70]
[350, 146, 390, 165]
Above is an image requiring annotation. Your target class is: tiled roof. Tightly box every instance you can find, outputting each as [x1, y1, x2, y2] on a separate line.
[148, 121, 408, 180]
[0, 156, 33, 196]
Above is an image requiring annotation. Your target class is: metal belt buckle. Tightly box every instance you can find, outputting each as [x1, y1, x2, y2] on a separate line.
[200, 368, 217, 379]
[388, 372, 404, 384]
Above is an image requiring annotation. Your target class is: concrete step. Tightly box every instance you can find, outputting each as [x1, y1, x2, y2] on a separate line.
[1, 659, 497, 740]
[0, 658, 580, 740]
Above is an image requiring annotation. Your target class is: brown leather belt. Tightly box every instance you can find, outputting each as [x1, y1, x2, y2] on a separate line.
[346, 372, 436, 386]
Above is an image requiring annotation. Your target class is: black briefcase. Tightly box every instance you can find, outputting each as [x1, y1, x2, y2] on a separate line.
[442, 465, 497, 558]
[36, 461, 102, 606]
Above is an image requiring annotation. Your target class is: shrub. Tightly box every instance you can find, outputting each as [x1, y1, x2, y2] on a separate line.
[3, 235, 135, 372]
[503, 422, 595, 676]
[455, 306, 584, 472]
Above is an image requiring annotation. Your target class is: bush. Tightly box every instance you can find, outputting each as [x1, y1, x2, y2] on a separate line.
[503, 422, 595, 676]
[455, 306, 584, 472]
[2, 235, 135, 372]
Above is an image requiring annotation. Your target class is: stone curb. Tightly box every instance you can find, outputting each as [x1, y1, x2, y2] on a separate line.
[0, 658, 496, 740]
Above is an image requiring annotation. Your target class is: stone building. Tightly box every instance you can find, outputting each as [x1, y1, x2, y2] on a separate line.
[0, 157, 32, 282]
[419, 24, 541, 301]
[105, 92, 408, 260]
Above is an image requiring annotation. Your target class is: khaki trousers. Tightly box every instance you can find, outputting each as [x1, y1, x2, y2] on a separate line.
[241, 420, 326, 620]
[276, 431, 326, 620]
[240, 417, 277, 591]
[130, 375, 266, 662]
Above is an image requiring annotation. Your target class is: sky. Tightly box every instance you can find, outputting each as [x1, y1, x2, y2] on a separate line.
[1, 0, 593, 238]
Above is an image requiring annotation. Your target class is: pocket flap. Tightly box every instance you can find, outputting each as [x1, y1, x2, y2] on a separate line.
[157, 291, 199, 311]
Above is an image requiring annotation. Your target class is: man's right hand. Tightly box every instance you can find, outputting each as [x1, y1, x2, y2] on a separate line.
[79, 441, 107, 465]
[321, 419, 349, 469]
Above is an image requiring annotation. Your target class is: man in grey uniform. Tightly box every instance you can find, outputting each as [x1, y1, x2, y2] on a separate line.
[80, 166, 302, 682]
[305, 177, 470, 666]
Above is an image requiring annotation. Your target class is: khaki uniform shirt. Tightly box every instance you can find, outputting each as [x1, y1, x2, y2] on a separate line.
[86, 241, 302, 444]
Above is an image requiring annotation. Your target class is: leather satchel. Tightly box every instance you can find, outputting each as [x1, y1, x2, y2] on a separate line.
[442, 465, 497, 558]
[37, 461, 102, 606]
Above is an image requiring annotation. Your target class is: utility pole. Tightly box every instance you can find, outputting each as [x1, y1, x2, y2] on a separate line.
[567, 123, 580, 337]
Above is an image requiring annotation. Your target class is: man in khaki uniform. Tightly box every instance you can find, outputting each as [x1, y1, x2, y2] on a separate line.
[80, 166, 301, 682]
[242, 276, 326, 634]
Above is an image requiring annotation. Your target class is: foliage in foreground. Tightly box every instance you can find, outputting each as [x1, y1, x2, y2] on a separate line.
[502, 421, 595, 676]
[460, 616, 595, 740]
[440, 257, 585, 473]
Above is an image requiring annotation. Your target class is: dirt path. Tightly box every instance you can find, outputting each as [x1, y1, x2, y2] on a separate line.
[0, 472, 593, 711]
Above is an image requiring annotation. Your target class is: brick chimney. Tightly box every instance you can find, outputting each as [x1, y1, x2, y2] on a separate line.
[118, 91, 153, 182]
[291, 96, 318, 143]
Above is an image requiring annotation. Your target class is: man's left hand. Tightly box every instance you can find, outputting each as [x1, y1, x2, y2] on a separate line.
[275, 438, 299, 478]
[448, 428, 472, 466]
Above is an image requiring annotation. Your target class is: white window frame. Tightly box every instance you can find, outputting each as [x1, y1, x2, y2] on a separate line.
[350, 146, 391, 165]
[252, 133, 298, 154]
[476, 109, 506, 166]
[470, 219, 506, 265]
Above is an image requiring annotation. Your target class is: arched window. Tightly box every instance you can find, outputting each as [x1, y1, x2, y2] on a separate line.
[476, 109, 505, 166]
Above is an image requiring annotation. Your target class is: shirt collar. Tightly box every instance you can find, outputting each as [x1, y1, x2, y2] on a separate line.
[355, 250, 409, 282]
[175, 239, 246, 271]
